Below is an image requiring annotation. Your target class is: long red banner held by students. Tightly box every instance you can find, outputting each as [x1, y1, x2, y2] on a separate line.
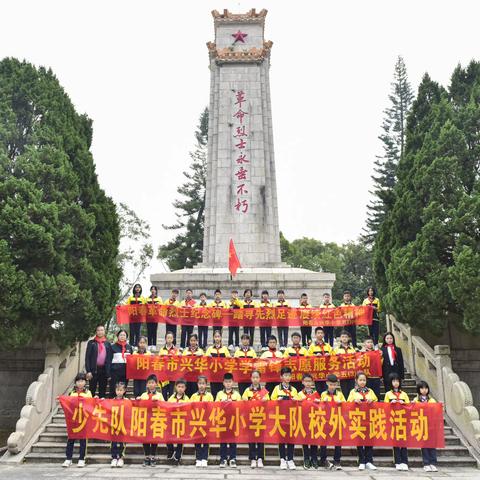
[59, 397, 444, 448]
[116, 305, 373, 326]
[126, 351, 382, 382]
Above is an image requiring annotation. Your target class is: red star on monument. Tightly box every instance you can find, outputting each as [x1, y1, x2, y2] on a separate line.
[232, 30, 248, 43]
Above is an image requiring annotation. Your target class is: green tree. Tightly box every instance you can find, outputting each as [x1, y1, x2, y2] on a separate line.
[364, 56, 414, 244]
[0, 58, 121, 348]
[158, 108, 208, 270]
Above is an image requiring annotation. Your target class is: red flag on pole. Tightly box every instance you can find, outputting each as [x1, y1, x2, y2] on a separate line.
[229, 238, 241, 277]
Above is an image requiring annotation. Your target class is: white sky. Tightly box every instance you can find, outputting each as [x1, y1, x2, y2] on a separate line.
[1, 0, 479, 278]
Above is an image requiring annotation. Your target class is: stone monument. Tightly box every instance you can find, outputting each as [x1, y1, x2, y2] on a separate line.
[151, 9, 335, 304]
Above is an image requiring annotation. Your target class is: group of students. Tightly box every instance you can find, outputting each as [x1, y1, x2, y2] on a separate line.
[65, 322, 439, 472]
[125, 285, 382, 351]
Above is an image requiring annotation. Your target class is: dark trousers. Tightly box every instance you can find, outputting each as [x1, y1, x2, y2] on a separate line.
[279, 443, 294, 461]
[421, 448, 437, 466]
[300, 327, 311, 346]
[320, 445, 341, 462]
[198, 326, 208, 349]
[249, 443, 265, 460]
[357, 446, 373, 464]
[186, 381, 196, 398]
[303, 445, 318, 461]
[195, 443, 209, 460]
[324, 327, 334, 347]
[111, 442, 125, 459]
[89, 366, 108, 398]
[180, 326, 193, 349]
[346, 325, 357, 347]
[162, 382, 174, 400]
[143, 443, 157, 457]
[393, 447, 408, 465]
[340, 379, 355, 399]
[147, 322, 158, 346]
[66, 439, 86, 460]
[260, 327, 271, 348]
[238, 383, 249, 396]
[367, 377, 381, 399]
[134, 379, 146, 398]
[220, 443, 237, 461]
[167, 443, 183, 460]
[110, 366, 128, 398]
[243, 326, 255, 344]
[369, 320, 379, 345]
[166, 323, 177, 344]
[228, 327, 240, 346]
[210, 382, 222, 399]
[130, 322, 141, 348]
[292, 382, 303, 393]
[266, 382, 276, 397]
[315, 381, 327, 394]
[277, 327, 289, 348]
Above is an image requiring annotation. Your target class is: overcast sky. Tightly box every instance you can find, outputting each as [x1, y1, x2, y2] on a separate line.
[1, 0, 479, 277]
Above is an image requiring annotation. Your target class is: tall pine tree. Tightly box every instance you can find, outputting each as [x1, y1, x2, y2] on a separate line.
[158, 108, 208, 270]
[364, 56, 414, 244]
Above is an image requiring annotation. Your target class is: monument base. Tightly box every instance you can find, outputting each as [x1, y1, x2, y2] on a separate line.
[151, 267, 335, 305]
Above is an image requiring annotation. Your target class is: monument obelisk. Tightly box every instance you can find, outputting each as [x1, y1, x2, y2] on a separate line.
[152, 9, 334, 304]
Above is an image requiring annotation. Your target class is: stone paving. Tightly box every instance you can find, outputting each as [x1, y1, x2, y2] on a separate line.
[0, 464, 479, 480]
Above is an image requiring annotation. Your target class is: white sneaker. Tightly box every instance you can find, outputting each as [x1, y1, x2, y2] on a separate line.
[280, 458, 287, 469]
[111, 459, 117, 468]
[395, 464, 402, 470]
[358, 463, 366, 470]
[117, 458, 124, 468]
[366, 462, 377, 470]
[430, 465, 438, 472]
[195, 460, 202, 467]
[251, 459, 256, 468]
[228, 344, 234, 350]
[424, 465, 432, 471]
[287, 460, 296, 470]
[77, 460, 86, 468]
[62, 460, 72, 468]
[257, 458, 264, 468]
[401, 463, 409, 471]
[201, 459, 208, 467]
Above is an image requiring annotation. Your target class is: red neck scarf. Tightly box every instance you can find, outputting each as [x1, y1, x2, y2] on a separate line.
[95, 336, 106, 353]
[387, 344, 397, 362]
[117, 340, 127, 359]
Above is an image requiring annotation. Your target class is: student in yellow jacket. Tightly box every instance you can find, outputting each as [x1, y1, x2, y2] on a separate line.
[182, 333, 204, 397]
[333, 329, 357, 398]
[384, 373, 410, 471]
[205, 329, 230, 398]
[167, 379, 189, 464]
[145, 285, 163, 349]
[190, 375, 213, 467]
[362, 287, 381, 346]
[234, 333, 257, 395]
[62, 373, 91, 467]
[240, 289, 258, 343]
[125, 283, 146, 349]
[308, 326, 333, 394]
[158, 331, 180, 400]
[132, 335, 152, 398]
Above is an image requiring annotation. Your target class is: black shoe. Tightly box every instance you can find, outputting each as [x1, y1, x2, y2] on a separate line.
[311, 459, 319, 469]
[150, 457, 156, 467]
[173, 456, 181, 466]
[333, 461, 342, 470]
[303, 459, 312, 470]
[318, 460, 327, 468]
[167, 452, 174, 461]
[143, 458, 151, 467]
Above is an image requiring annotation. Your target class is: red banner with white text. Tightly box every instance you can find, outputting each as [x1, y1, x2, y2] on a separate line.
[126, 351, 382, 382]
[60, 397, 444, 448]
[116, 305, 373, 326]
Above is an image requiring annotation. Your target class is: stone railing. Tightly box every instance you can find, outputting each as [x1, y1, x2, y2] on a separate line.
[4, 341, 86, 458]
[387, 314, 480, 456]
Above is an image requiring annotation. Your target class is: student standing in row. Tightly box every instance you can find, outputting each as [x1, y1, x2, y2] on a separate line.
[167, 379, 189, 465]
[165, 289, 181, 345]
[333, 330, 356, 398]
[190, 376, 213, 467]
[308, 326, 332, 394]
[241, 289, 257, 342]
[132, 336, 151, 398]
[125, 283, 145, 349]
[159, 331, 179, 400]
[319, 292, 335, 347]
[145, 286, 162, 350]
[209, 289, 226, 341]
[179, 288, 196, 349]
[205, 329, 230, 398]
[261, 335, 283, 396]
[182, 333, 204, 397]
[234, 334, 256, 395]
[340, 290, 357, 348]
[227, 289, 242, 349]
[195, 292, 209, 350]
[284, 331, 308, 392]
[110, 381, 127, 468]
[299, 293, 312, 347]
[361, 336, 381, 398]
[363, 287, 381, 346]
[109, 329, 133, 397]
[259, 290, 272, 351]
[274, 289, 290, 351]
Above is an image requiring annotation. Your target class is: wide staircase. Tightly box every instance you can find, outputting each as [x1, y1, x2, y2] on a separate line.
[24, 326, 478, 468]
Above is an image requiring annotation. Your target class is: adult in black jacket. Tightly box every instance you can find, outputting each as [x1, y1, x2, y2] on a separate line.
[381, 331, 405, 394]
[110, 329, 134, 397]
[85, 325, 113, 398]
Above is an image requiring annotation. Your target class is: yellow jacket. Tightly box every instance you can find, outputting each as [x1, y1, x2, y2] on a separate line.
[190, 391, 214, 402]
[205, 345, 230, 357]
[145, 296, 163, 304]
[320, 389, 346, 403]
[319, 303, 335, 309]
[242, 386, 270, 400]
[140, 390, 164, 401]
[182, 347, 205, 356]
[227, 298, 243, 308]
[296, 389, 321, 401]
[308, 341, 333, 356]
[69, 389, 92, 398]
[333, 344, 357, 355]
[384, 390, 410, 403]
[240, 299, 259, 308]
[159, 345, 180, 356]
[208, 300, 227, 308]
[273, 301, 290, 307]
[412, 395, 437, 403]
[271, 384, 298, 400]
[260, 348, 283, 358]
[284, 345, 308, 357]
[125, 295, 146, 305]
[164, 299, 181, 307]
[168, 393, 190, 403]
[215, 389, 242, 401]
[234, 347, 257, 358]
[362, 297, 381, 314]
[347, 388, 378, 402]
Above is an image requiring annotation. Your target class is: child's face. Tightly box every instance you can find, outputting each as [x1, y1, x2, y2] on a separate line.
[327, 380, 337, 392]
[364, 339, 374, 350]
[115, 386, 126, 397]
[281, 372, 291, 384]
[223, 378, 233, 390]
[134, 285, 141, 294]
[292, 335, 301, 346]
[171, 291, 178, 300]
[340, 334, 349, 344]
[197, 379, 207, 391]
[302, 377, 314, 390]
[76, 379, 86, 390]
[356, 375, 367, 388]
[166, 333, 174, 345]
[251, 372, 260, 385]
[138, 338, 147, 350]
[268, 339, 277, 349]
[200, 295, 207, 302]
[231, 291, 238, 300]
[244, 291, 251, 299]
[215, 292, 221, 300]
[315, 330, 324, 341]
[420, 386, 429, 396]
[118, 331, 127, 342]
[278, 293, 285, 301]
[176, 383, 186, 395]
[189, 336, 198, 348]
[368, 288, 374, 297]
[385, 334, 394, 345]
[186, 290, 193, 300]
[147, 380, 157, 391]
[214, 332, 222, 344]
[150, 287, 157, 296]
[392, 379, 400, 389]
[241, 337, 250, 347]
[300, 295, 308, 304]
[323, 294, 331, 303]
[343, 293, 352, 303]
[261, 293, 268, 301]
